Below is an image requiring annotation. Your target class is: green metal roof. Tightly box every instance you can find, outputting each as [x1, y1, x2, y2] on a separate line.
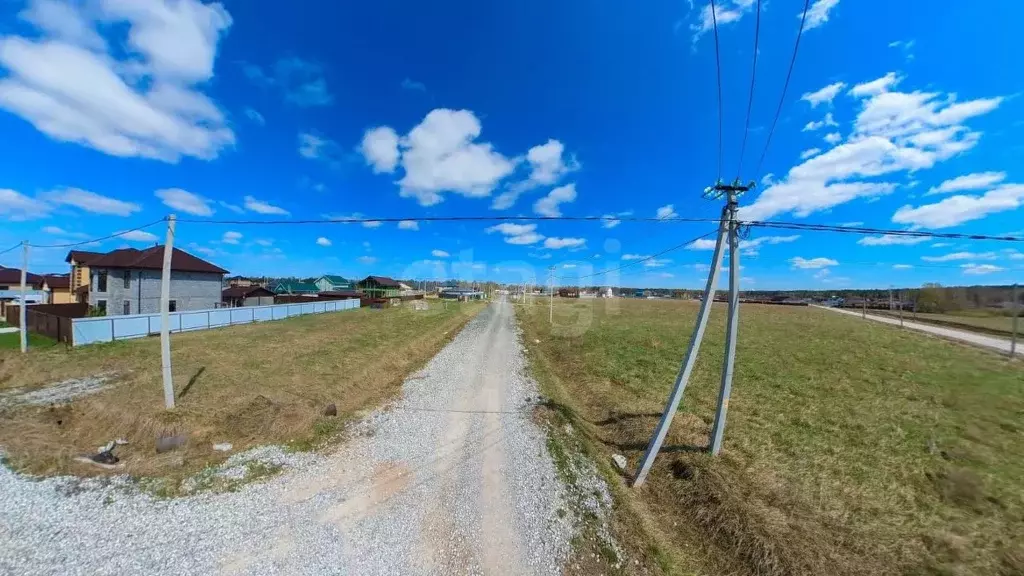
[318, 275, 351, 284]
[274, 281, 319, 294]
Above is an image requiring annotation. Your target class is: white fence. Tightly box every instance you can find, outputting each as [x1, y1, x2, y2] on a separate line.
[70, 299, 361, 346]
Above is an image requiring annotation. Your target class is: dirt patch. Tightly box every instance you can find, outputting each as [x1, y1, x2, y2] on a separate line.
[0, 373, 116, 408]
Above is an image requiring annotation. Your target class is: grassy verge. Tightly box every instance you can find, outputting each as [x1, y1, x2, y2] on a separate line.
[0, 331, 58, 350]
[0, 301, 484, 485]
[866, 309, 1019, 338]
[517, 298, 1024, 576]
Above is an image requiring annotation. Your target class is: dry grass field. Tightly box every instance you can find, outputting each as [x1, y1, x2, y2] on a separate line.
[0, 302, 483, 485]
[518, 298, 1024, 576]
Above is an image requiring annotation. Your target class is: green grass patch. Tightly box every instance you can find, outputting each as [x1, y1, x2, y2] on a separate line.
[518, 298, 1024, 576]
[0, 331, 57, 350]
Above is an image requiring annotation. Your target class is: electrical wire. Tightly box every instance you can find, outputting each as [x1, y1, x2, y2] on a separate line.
[0, 242, 21, 258]
[27, 218, 168, 249]
[559, 228, 720, 281]
[753, 0, 811, 176]
[710, 0, 725, 181]
[174, 215, 723, 225]
[734, 0, 761, 180]
[744, 221, 1024, 243]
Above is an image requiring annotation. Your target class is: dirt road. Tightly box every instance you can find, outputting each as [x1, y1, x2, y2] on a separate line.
[1, 302, 576, 575]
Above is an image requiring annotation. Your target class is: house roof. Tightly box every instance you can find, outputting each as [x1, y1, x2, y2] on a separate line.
[360, 275, 401, 288]
[318, 275, 351, 284]
[319, 290, 362, 298]
[65, 250, 104, 265]
[0, 266, 42, 285]
[274, 281, 318, 293]
[222, 286, 276, 299]
[42, 274, 71, 290]
[87, 246, 228, 274]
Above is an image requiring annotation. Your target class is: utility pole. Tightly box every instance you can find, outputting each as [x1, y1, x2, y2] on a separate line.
[549, 266, 555, 324]
[1011, 283, 1019, 358]
[160, 215, 176, 410]
[634, 179, 753, 486]
[19, 241, 28, 354]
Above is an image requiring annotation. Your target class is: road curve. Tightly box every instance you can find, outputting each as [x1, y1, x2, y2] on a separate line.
[813, 305, 1021, 358]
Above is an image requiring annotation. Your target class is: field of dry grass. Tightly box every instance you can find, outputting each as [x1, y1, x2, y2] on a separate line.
[0, 302, 483, 484]
[518, 298, 1024, 576]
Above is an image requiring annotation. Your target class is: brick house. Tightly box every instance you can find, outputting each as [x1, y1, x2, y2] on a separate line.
[86, 246, 228, 316]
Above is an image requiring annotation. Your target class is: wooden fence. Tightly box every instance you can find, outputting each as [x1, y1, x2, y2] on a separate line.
[4, 303, 88, 344]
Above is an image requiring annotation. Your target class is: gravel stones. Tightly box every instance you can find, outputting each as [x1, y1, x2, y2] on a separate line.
[0, 303, 579, 575]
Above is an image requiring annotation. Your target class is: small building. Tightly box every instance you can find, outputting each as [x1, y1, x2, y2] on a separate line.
[358, 275, 401, 298]
[86, 246, 228, 316]
[222, 285, 276, 307]
[439, 288, 485, 301]
[314, 275, 353, 292]
[41, 274, 74, 304]
[0, 266, 45, 314]
[273, 281, 319, 295]
[227, 276, 266, 288]
[558, 287, 580, 298]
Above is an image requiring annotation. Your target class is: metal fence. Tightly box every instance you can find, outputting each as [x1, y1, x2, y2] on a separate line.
[70, 298, 361, 346]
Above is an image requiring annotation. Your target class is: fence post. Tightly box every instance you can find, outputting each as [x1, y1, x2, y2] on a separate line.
[862, 299, 866, 319]
[1011, 283, 1018, 359]
[899, 292, 904, 327]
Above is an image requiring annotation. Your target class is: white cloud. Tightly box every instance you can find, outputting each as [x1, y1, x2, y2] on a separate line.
[800, 148, 821, 160]
[892, 264, 913, 270]
[739, 234, 800, 255]
[802, 112, 838, 132]
[741, 179, 896, 221]
[43, 187, 140, 216]
[926, 172, 1006, 196]
[244, 107, 264, 125]
[892, 184, 1024, 229]
[298, 132, 340, 165]
[622, 254, 647, 260]
[656, 204, 678, 220]
[221, 231, 242, 245]
[119, 229, 158, 243]
[601, 215, 621, 228]
[0, 0, 234, 162]
[857, 234, 928, 246]
[362, 220, 382, 229]
[218, 201, 243, 214]
[1005, 250, 1024, 261]
[397, 220, 419, 230]
[691, 0, 753, 42]
[487, 222, 545, 245]
[431, 249, 450, 258]
[41, 225, 65, 235]
[397, 109, 515, 206]
[316, 237, 331, 247]
[849, 72, 900, 97]
[544, 237, 586, 249]
[643, 258, 671, 268]
[801, 82, 845, 107]
[155, 188, 212, 216]
[930, 242, 952, 248]
[325, 213, 381, 228]
[804, 0, 840, 31]
[687, 238, 717, 250]
[790, 256, 838, 269]
[360, 126, 400, 173]
[761, 173, 776, 186]
[962, 263, 1003, 275]
[533, 183, 577, 217]
[922, 251, 997, 262]
[253, 239, 273, 247]
[824, 132, 842, 145]
[491, 139, 578, 210]
[0, 188, 51, 220]
[839, 221, 864, 227]
[243, 195, 289, 216]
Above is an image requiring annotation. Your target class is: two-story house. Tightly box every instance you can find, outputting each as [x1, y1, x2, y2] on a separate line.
[86, 246, 228, 316]
[65, 250, 103, 300]
[314, 275, 353, 292]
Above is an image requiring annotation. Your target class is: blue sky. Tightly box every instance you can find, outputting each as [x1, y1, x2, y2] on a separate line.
[0, 0, 1022, 290]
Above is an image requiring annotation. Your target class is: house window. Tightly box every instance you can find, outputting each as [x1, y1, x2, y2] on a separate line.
[123, 300, 131, 315]
[97, 271, 107, 292]
[168, 300, 177, 312]
[123, 270, 130, 288]
[97, 299, 107, 314]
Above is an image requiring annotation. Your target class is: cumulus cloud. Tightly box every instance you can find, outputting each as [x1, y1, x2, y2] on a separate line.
[492, 139, 579, 210]
[926, 172, 1006, 196]
[360, 126, 400, 173]
[244, 107, 264, 125]
[244, 195, 289, 216]
[0, 189, 51, 220]
[0, 0, 235, 162]
[922, 251, 996, 262]
[790, 256, 838, 269]
[893, 184, 1024, 229]
[544, 237, 586, 250]
[533, 183, 577, 217]
[316, 237, 331, 247]
[397, 220, 419, 230]
[43, 187, 140, 216]
[800, 148, 821, 160]
[431, 249, 450, 258]
[155, 188, 213, 216]
[892, 264, 913, 270]
[486, 222, 544, 245]
[849, 72, 900, 97]
[691, 0, 754, 42]
[801, 82, 846, 107]
[221, 231, 242, 244]
[802, 112, 838, 131]
[119, 229, 159, 243]
[824, 132, 842, 145]
[962, 263, 1003, 275]
[857, 234, 928, 246]
[804, 0, 841, 31]
[656, 204, 678, 220]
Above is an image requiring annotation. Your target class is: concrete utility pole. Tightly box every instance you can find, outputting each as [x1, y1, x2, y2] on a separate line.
[633, 180, 753, 486]
[160, 215, 176, 410]
[548, 266, 555, 324]
[19, 241, 28, 354]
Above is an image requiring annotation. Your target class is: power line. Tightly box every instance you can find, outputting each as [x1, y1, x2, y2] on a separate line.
[559, 228, 719, 281]
[0, 242, 20, 258]
[175, 215, 722, 225]
[734, 0, 761, 180]
[753, 0, 811, 176]
[27, 218, 167, 249]
[744, 221, 1024, 243]
[710, 0, 725, 180]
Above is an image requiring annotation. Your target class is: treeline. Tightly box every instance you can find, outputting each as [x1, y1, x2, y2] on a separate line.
[740, 284, 1022, 313]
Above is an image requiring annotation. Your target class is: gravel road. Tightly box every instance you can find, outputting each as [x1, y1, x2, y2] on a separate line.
[814, 305, 1022, 357]
[0, 302, 581, 575]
